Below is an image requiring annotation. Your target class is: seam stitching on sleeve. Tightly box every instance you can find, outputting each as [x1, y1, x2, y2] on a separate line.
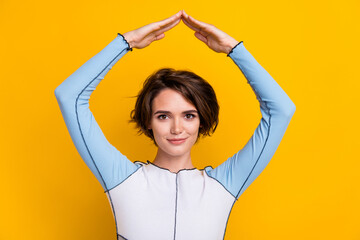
[234, 62, 271, 200]
[235, 97, 271, 200]
[75, 47, 128, 236]
[204, 169, 237, 199]
[105, 164, 143, 193]
[75, 47, 127, 190]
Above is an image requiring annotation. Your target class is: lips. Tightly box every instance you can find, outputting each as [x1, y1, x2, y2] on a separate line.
[167, 138, 187, 145]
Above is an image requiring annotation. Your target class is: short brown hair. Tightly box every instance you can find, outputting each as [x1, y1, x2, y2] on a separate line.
[129, 68, 219, 145]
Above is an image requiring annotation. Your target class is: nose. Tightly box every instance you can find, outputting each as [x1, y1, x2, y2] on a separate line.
[170, 117, 183, 135]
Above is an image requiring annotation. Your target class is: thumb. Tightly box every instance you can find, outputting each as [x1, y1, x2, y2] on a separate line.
[154, 33, 165, 41]
[194, 32, 207, 44]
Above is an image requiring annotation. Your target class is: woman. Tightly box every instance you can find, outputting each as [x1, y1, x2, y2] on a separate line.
[55, 10, 296, 240]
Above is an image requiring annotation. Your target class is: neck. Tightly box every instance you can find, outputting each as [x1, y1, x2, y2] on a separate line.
[152, 150, 195, 173]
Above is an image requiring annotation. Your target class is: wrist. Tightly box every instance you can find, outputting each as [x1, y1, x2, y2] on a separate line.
[122, 32, 135, 49]
[225, 39, 240, 55]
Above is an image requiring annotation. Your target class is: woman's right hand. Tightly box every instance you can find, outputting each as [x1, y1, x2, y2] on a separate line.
[122, 10, 183, 49]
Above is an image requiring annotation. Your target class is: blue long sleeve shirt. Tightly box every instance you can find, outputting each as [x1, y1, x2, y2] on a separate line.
[55, 33, 295, 240]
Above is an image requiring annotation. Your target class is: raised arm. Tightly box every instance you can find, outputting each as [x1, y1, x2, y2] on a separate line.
[181, 12, 296, 200]
[210, 42, 295, 200]
[54, 34, 139, 191]
[54, 11, 184, 191]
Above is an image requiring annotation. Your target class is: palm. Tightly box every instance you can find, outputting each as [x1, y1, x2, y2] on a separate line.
[181, 12, 239, 54]
[196, 27, 232, 53]
[123, 11, 183, 49]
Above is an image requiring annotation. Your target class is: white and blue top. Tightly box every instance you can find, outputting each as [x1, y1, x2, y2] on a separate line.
[54, 33, 296, 240]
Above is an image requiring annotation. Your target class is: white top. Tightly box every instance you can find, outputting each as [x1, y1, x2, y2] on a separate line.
[110, 160, 234, 240]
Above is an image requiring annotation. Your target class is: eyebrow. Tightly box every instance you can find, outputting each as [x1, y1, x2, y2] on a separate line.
[153, 110, 198, 115]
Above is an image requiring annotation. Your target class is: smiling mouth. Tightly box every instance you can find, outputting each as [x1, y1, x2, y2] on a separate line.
[167, 138, 187, 145]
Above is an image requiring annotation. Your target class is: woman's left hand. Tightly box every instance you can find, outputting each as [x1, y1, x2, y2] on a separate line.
[181, 10, 239, 54]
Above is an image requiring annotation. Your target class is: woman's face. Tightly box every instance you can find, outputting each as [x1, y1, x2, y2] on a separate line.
[148, 88, 200, 158]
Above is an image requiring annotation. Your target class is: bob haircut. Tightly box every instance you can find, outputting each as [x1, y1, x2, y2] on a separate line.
[129, 68, 219, 146]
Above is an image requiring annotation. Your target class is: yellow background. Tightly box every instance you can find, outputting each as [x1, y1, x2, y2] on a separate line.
[1, 0, 359, 239]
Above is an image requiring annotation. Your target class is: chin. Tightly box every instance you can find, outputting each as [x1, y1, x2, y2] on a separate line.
[164, 148, 189, 157]
[159, 144, 191, 157]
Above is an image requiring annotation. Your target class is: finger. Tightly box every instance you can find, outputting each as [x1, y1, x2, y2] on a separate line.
[181, 10, 198, 30]
[151, 19, 180, 39]
[154, 32, 165, 41]
[139, 12, 180, 37]
[194, 32, 208, 44]
[187, 15, 210, 31]
[181, 17, 200, 32]
[149, 17, 181, 43]
[156, 17, 181, 34]
[182, 10, 190, 20]
[156, 11, 182, 28]
[182, 11, 210, 34]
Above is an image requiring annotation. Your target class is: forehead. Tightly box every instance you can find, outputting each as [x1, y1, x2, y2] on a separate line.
[152, 88, 196, 111]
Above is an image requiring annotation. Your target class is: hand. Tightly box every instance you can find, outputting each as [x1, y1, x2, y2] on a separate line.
[181, 11, 239, 54]
[122, 10, 183, 49]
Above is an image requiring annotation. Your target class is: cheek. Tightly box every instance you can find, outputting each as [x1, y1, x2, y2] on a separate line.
[152, 122, 169, 136]
[186, 121, 201, 134]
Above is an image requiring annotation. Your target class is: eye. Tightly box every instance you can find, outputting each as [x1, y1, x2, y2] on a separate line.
[157, 114, 168, 120]
[185, 114, 195, 119]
